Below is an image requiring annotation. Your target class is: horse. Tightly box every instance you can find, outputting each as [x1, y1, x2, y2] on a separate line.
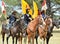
[46, 18, 60, 44]
[1, 18, 26, 44]
[35, 16, 60, 44]
[1, 21, 10, 44]
[10, 16, 29, 44]
[38, 16, 53, 44]
[26, 15, 43, 44]
[7, 18, 26, 44]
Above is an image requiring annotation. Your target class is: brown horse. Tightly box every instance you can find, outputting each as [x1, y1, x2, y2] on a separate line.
[46, 17, 60, 44]
[38, 16, 52, 44]
[10, 18, 27, 44]
[1, 18, 26, 44]
[1, 21, 10, 44]
[34, 16, 59, 44]
[1, 21, 19, 44]
[26, 15, 43, 44]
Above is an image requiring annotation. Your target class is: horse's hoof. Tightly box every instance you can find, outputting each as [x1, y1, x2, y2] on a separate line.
[51, 34, 53, 37]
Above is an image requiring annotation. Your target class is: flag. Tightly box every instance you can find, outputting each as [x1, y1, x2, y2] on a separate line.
[21, 0, 30, 14]
[29, 9, 32, 15]
[1, 0, 6, 15]
[1, 0, 7, 19]
[32, 1, 38, 19]
[41, 0, 47, 11]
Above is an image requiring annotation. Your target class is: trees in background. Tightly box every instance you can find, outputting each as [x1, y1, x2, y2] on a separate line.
[0, 0, 60, 21]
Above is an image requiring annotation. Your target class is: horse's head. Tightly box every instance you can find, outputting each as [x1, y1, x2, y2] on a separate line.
[45, 16, 52, 26]
[38, 15, 44, 24]
[53, 20, 60, 29]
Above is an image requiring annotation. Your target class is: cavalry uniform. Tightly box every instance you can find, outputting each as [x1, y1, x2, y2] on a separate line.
[24, 9, 32, 25]
[24, 14, 32, 25]
[7, 11, 18, 30]
[41, 10, 46, 19]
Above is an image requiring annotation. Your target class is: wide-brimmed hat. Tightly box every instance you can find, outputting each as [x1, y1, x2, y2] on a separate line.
[41, 10, 45, 14]
[12, 11, 17, 14]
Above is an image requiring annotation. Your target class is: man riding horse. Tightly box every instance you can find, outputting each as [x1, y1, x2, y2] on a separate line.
[41, 10, 53, 36]
[41, 10, 47, 19]
[24, 8, 32, 25]
[7, 11, 18, 30]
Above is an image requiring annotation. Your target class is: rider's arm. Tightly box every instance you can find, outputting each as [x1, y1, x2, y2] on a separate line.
[29, 15, 32, 20]
[29, 17, 32, 20]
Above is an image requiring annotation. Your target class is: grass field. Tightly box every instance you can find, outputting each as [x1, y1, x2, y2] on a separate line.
[0, 23, 60, 44]
[0, 32, 60, 44]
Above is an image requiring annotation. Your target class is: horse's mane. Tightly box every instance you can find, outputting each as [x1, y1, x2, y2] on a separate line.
[13, 18, 25, 27]
[31, 16, 39, 22]
[13, 19, 22, 27]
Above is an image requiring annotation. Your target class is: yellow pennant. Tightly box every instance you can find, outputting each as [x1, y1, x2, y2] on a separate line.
[32, 1, 38, 19]
[21, 0, 30, 14]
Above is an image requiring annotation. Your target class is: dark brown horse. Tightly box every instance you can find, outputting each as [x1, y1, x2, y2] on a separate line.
[1, 18, 26, 44]
[8, 18, 26, 44]
[1, 21, 9, 44]
[26, 15, 43, 44]
[46, 18, 60, 44]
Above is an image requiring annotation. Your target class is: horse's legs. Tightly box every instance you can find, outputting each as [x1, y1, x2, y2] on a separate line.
[32, 36, 34, 44]
[46, 32, 52, 44]
[21, 36, 22, 44]
[2, 33, 5, 44]
[16, 36, 17, 44]
[24, 36, 27, 44]
[41, 38, 45, 44]
[6, 34, 10, 44]
[35, 35, 38, 44]
[46, 37, 50, 44]
[12, 36, 14, 44]
[28, 35, 31, 44]
[19, 35, 22, 44]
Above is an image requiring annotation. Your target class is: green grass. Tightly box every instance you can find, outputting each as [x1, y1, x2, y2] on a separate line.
[0, 33, 60, 44]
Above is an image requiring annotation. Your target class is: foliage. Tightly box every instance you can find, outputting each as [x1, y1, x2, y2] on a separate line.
[4, 0, 20, 6]
[0, 0, 60, 19]
[55, 0, 60, 4]
[0, 14, 6, 22]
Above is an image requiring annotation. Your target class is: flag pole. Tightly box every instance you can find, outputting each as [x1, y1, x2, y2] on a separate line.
[2, 0, 7, 24]
[45, 9, 46, 15]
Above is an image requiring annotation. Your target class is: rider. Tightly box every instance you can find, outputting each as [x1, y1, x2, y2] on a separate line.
[7, 11, 18, 29]
[24, 9, 32, 25]
[41, 10, 46, 19]
[41, 10, 53, 36]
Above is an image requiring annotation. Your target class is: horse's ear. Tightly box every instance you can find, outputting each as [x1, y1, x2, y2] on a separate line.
[39, 15, 42, 17]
